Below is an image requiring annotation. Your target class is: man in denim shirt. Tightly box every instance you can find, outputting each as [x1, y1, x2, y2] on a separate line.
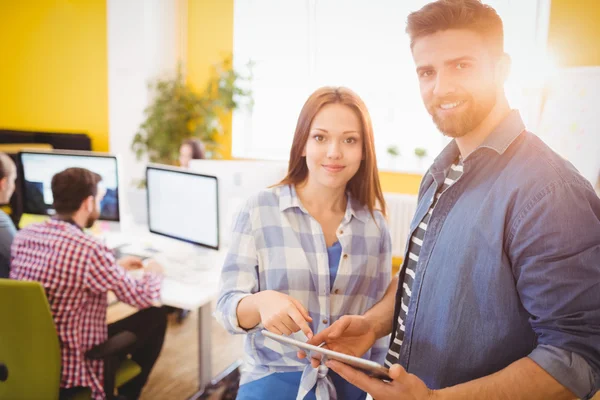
[305, 1, 600, 398]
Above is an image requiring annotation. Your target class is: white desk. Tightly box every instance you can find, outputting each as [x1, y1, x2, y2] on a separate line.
[103, 224, 230, 398]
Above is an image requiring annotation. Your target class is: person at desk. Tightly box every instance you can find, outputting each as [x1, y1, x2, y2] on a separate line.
[215, 86, 392, 400]
[302, 1, 600, 399]
[10, 167, 167, 400]
[0, 152, 17, 278]
[179, 137, 206, 168]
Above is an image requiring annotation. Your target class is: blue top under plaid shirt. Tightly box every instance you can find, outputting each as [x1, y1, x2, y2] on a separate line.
[215, 184, 392, 400]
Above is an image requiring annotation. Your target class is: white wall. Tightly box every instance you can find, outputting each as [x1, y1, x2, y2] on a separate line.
[107, 0, 187, 215]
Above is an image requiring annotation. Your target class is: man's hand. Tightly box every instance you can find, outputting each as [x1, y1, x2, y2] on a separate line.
[298, 315, 377, 367]
[326, 361, 435, 400]
[144, 259, 165, 276]
[117, 256, 144, 271]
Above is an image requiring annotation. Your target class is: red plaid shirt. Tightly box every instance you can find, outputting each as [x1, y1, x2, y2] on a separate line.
[10, 220, 162, 400]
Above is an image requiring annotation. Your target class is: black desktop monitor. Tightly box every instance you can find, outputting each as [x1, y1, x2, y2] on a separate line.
[146, 164, 219, 250]
[18, 150, 120, 221]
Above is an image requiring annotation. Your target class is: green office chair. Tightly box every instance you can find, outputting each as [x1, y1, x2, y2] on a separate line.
[0, 279, 142, 400]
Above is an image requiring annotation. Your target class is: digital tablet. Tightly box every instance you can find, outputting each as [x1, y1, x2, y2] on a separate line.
[261, 330, 390, 380]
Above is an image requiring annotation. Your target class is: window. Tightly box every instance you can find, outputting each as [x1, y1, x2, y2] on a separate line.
[232, 0, 551, 171]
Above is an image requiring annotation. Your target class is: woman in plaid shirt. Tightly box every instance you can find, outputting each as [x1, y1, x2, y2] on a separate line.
[216, 87, 392, 400]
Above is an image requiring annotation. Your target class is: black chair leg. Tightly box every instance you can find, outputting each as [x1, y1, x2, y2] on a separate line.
[103, 356, 119, 400]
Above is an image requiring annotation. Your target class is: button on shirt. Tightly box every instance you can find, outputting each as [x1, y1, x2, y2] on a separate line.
[10, 220, 162, 400]
[215, 184, 392, 399]
[389, 111, 600, 399]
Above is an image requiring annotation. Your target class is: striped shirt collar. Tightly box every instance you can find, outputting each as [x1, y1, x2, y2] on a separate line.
[278, 183, 369, 224]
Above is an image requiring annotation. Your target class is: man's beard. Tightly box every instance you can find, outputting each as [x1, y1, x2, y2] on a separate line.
[85, 210, 100, 229]
[427, 93, 496, 138]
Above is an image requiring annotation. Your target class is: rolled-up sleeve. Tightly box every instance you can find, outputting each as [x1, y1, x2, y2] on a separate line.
[214, 201, 262, 335]
[86, 246, 162, 308]
[509, 180, 600, 399]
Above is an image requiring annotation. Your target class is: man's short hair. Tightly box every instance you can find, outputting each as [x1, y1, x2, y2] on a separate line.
[406, 0, 504, 57]
[51, 168, 102, 215]
[0, 153, 16, 180]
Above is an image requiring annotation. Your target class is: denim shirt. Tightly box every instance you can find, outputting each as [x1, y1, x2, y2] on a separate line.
[393, 111, 600, 399]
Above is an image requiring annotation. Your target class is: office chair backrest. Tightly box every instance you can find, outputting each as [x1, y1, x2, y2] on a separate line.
[0, 279, 61, 400]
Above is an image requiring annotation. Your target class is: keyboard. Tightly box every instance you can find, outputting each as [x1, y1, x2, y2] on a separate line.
[151, 252, 218, 284]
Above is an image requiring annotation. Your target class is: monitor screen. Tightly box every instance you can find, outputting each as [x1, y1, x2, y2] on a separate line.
[146, 165, 219, 250]
[19, 151, 120, 221]
[188, 159, 287, 246]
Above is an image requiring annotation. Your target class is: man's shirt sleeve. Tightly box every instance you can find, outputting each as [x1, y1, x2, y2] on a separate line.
[508, 179, 600, 399]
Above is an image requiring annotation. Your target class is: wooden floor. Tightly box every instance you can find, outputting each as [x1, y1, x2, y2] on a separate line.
[107, 301, 244, 400]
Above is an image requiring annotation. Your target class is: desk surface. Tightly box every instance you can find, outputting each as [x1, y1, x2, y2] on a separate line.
[103, 223, 227, 310]
[103, 219, 233, 393]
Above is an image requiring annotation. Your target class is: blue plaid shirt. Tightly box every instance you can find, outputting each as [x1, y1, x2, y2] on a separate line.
[215, 184, 392, 399]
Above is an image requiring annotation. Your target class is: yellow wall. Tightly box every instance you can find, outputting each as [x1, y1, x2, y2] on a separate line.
[0, 1, 109, 151]
[379, 171, 422, 194]
[187, 0, 235, 159]
[548, 0, 600, 67]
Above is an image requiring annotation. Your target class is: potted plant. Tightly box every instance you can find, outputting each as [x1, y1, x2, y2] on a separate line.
[128, 56, 253, 223]
[132, 56, 253, 164]
[414, 147, 428, 170]
[386, 145, 401, 169]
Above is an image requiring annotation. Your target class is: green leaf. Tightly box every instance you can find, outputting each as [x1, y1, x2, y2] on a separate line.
[131, 57, 253, 165]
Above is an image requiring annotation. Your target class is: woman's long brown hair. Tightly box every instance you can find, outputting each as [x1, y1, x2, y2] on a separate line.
[279, 86, 386, 217]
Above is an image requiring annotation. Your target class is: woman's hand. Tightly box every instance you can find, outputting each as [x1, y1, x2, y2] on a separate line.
[253, 290, 314, 338]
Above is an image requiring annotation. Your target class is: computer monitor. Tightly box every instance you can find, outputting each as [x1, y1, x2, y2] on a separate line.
[18, 150, 121, 221]
[188, 159, 288, 246]
[146, 164, 219, 250]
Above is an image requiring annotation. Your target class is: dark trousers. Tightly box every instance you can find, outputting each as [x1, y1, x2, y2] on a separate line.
[59, 307, 167, 400]
[106, 306, 168, 399]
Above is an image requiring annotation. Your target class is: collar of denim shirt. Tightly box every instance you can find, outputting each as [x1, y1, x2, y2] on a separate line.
[429, 109, 526, 184]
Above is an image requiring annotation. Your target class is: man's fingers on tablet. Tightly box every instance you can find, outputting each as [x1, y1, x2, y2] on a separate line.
[306, 329, 328, 346]
[297, 350, 307, 359]
[388, 364, 406, 380]
[329, 316, 352, 338]
[310, 318, 348, 343]
[326, 360, 378, 395]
